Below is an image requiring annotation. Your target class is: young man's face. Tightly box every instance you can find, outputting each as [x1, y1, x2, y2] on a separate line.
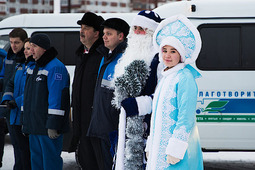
[30, 43, 46, 61]
[103, 28, 123, 51]
[80, 24, 99, 48]
[9, 37, 24, 54]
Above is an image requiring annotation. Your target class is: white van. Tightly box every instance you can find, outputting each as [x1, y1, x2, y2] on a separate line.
[0, 0, 255, 151]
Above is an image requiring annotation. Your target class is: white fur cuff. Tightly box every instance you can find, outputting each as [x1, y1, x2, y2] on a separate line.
[165, 137, 188, 159]
[136, 95, 152, 116]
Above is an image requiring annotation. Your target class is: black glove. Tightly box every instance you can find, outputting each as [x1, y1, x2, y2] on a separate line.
[6, 100, 17, 109]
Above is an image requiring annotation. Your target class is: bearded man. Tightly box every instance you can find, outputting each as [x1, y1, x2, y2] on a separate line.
[112, 10, 162, 169]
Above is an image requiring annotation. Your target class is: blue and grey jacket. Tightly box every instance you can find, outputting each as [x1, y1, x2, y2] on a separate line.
[0, 48, 26, 92]
[0, 49, 7, 71]
[22, 47, 70, 135]
[0, 48, 25, 117]
[87, 40, 127, 140]
[2, 56, 35, 125]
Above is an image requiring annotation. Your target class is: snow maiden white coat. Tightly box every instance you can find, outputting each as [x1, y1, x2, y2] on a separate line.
[145, 15, 203, 170]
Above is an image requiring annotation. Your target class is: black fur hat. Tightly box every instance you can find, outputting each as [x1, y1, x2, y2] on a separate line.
[101, 18, 130, 38]
[77, 12, 104, 31]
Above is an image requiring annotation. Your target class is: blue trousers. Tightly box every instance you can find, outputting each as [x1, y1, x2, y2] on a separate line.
[29, 134, 63, 170]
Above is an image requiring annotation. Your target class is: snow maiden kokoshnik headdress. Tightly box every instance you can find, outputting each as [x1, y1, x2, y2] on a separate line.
[153, 14, 202, 65]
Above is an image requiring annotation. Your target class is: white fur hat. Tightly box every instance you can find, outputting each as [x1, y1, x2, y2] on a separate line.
[131, 10, 161, 31]
[153, 14, 202, 65]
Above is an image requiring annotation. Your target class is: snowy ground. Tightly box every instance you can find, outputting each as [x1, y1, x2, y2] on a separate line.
[1, 139, 255, 170]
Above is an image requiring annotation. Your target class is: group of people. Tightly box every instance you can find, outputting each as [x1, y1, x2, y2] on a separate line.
[70, 10, 204, 170]
[0, 29, 69, 170]
[0, 9, 204, 170]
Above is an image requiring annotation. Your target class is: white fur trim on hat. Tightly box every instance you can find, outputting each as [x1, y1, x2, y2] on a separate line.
[159, 37, 186, 64]
[132, 15, 159, 31]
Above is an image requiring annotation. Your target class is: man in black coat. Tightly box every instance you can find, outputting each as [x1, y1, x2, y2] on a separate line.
[68, 12, 104, 170]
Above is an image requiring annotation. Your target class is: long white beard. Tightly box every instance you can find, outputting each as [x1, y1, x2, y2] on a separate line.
[114, 30, 157, 79]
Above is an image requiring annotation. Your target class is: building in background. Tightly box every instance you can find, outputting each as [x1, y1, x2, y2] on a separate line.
[0, 0, 53, 20]
[132, 0, 169, 11]
[63, 0, 131, 13]
[0, 0, 180, 20]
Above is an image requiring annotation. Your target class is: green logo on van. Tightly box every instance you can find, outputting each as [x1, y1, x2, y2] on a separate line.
[201, 101, 229, 113]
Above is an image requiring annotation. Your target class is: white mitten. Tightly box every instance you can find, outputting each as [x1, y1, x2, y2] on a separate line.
[48, 129, 60, 139]
[166, 155, 180, 165]
[136, 95, 153, 116]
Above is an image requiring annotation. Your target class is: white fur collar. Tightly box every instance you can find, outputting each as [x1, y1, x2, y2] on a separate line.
[161, 63, 185, 77]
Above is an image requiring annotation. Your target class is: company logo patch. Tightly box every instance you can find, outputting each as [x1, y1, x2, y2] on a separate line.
[55, 73, 62, 80]
[36, 76, 42, 82]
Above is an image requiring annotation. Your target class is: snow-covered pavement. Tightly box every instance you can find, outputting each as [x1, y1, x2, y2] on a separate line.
[1, 143, 255, 170]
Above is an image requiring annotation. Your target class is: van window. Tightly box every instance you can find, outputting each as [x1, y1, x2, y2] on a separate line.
[0, 35, 10, 51]
[196, 24, 255, 70]
[32, 31, 80, 65]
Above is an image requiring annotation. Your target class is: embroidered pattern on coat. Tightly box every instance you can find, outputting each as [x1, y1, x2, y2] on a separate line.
[156, 74, 179, 169]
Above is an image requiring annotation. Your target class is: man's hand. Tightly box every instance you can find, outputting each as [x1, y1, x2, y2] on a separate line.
[166, 155, 180, 165]
[48, 129, 60, 139]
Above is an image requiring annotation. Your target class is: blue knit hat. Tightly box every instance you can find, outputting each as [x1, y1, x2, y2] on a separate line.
[30, 33, 51, 50]
[131, 10, 161, 31]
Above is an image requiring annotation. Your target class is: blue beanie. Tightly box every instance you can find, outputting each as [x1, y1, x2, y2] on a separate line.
[30, 33, 51, 50]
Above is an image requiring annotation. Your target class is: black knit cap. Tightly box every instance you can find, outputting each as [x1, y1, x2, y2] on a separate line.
[77, 12, 104, 31]
[30, 33, 51, 50]
[101, 18, 130, 38]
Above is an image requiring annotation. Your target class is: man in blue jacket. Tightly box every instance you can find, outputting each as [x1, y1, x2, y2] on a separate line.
[87, 18, 129, 169]
[0, 28, 28, 169]
[22, 33, 70, 170]
[1, 38, 35, 170]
